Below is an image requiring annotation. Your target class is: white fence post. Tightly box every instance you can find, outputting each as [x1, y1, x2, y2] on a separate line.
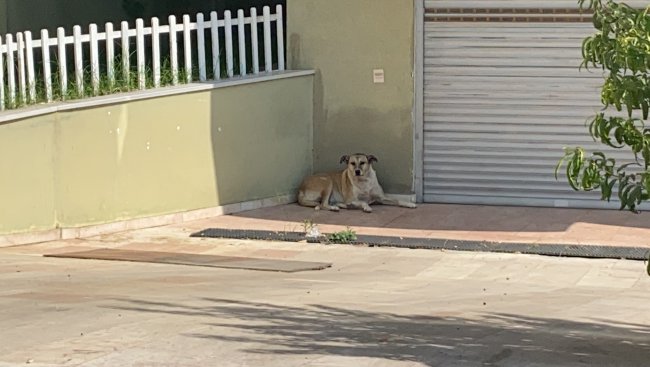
[250, 7, 259, 74]
[263, 6, 272, 73]
[16, 33, 27, 104]
[73, 25, 84, 97]
[121, 21, 130, 88]
[210, 11, 220, 80]
[151, 17, 161, 88]
[0, 36, 4, 110]
[5, 34, 15, 106]
[276, 5, 285, 71]
[183, 14, 192, 83]
[24, 31, 36, 102]
[169, 15, 179, 85]
[41, 29, 52, 103]
[106, 22, 115, 89]
[237, 9, 247, 77]
[197, 13, 206, 82]
[224, 10, 234, 78]
[136, 18, 146, 90]
[72, 26, 85, 97]
[89, 24, 100, 95]
[56, 28, 67, 100]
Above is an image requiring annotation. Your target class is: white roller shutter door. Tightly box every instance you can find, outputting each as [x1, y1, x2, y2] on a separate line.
[422, 0, 647, 208]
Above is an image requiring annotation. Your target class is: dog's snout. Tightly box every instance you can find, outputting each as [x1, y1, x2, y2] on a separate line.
[355, 169, 361, 176]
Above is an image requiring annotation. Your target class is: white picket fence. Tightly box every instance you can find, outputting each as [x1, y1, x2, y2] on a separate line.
[0, 5, 285, 111]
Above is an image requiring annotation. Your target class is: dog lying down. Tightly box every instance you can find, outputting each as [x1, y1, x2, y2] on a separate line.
[298, 153, 417, 213]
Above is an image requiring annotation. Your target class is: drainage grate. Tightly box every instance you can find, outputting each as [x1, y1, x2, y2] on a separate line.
[190, 228, 650, 261]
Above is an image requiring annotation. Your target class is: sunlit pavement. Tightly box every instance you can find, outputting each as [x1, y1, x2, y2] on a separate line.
[1, 224, 649, 366]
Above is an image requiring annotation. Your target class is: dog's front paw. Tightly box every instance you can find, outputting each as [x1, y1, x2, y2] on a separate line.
[404, 202, 417, 209]
[362, 206, 373, 213]
[327, 205, 340, 212]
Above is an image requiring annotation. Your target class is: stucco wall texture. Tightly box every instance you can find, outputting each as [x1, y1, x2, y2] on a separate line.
[0, 75, 313, 234]
[287, 0, 415, 194]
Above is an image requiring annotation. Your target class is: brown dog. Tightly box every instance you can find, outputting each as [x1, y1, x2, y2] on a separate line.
[297, 153, 417, 213]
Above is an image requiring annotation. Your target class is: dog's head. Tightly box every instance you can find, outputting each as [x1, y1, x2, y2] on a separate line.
[339, 153, 378, 177]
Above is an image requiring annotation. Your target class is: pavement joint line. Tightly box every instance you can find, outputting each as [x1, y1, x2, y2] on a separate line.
[190, 228, 650, 261]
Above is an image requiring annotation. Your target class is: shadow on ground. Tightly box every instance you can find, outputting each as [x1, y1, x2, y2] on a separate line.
[108, 297, 650, 366]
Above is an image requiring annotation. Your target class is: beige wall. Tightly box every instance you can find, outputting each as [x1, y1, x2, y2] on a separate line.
[287, 0, 415, 194]
[0, 75, 313, 234]
[0, 114, 57, 234]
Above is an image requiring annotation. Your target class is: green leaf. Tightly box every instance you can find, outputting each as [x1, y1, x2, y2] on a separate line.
[643, 146, 650, 169]
[554, 156, 566, 180]
[566, 161, 580, 191]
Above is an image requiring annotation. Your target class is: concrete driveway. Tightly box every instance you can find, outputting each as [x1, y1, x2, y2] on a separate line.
[1, 223, 649, 367]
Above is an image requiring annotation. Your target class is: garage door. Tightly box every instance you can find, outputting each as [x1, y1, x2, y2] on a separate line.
[422, 0, 646, 209]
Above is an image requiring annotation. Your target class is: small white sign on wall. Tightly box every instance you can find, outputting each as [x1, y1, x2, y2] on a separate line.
[373, 69, 385, 84]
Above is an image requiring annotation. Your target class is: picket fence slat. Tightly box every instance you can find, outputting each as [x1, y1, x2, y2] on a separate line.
[210, 11, 221, 80]
[183, 15, 192, 84]
[276, 5, 285, 71]
[25, 31, 36, 102]
[263, 6, 272, 73]
[0, 36, 4, 110]
[0, 6, 286, 110]
[224, 11, 234, 78]
[197, 13, 207, 82]
[90, 24, 100, 95]
[250, 8, 259, 74]
[136, 18, 146, 90]
[73, 26, 84, 97]
[169, 15, 179, 86]
[17, 33, 27, 104]
[6, 34, 15, 106]
[238, 9, 247, 77]
[106, 23, 115, 89]
[121, 21, 130, 89]
[40, 30, 52, 103]
[56, 28, 67, 100]
[152, 18, 161, 88]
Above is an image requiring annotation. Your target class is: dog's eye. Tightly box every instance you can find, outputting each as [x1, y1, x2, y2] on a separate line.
[360, 162, 366, 166]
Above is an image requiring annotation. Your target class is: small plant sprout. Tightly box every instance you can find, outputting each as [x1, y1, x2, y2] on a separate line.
[327, 227, 357, 244]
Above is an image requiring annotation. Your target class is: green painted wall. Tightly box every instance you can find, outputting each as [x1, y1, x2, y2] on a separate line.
[0, 115, 56, 234]
[287, 0, 415, 194]
[0, 75, 313, 234]
[54, 95, 220, 225]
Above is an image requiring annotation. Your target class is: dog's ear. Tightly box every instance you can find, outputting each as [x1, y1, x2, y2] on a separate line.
[367, 154, 378, 164]
[339, 155, 350, 164]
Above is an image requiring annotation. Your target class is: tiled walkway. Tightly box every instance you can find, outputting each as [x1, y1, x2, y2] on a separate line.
[179, 203, 650, 248]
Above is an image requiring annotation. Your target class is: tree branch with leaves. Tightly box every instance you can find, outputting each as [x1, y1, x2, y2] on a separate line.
[556, 0, 650, 212]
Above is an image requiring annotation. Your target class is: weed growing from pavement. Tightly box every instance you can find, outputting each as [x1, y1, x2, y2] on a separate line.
[327, 227, 357, 244]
